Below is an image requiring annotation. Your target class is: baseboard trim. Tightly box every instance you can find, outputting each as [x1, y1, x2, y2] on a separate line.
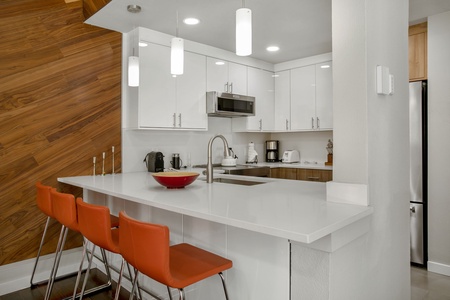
[0, 247, 84, 296]
[428, 261, 450, 276]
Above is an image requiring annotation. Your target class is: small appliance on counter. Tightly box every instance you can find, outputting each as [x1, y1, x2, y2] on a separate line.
[281, 150, 300, 163]
[246, 142, 258, 164]
[221, 147, 237, 166]
[265, 140, 280, 162]
[143, 151, 164, 172]
[170, 153, 182, 170]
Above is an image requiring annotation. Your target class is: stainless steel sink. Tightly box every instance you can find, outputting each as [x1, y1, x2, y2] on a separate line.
[194, 164, 271, 177]
[201, 177, 266, 186]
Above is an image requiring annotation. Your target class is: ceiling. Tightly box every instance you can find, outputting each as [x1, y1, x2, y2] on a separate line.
[86, 0, 450, 64]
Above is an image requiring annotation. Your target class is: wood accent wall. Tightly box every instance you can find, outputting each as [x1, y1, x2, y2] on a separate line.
[82, 0, 111, 20]
[0, 0, 122, 266]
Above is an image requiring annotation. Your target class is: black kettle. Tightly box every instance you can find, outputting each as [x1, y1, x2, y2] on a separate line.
[143, 151, 164, 172]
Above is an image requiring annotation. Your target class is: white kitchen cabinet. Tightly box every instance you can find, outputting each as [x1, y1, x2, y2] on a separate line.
[290, 61, 332, 131]
[274, 70, 291, 131]
[232, 67, 274, 132]
[207, 57, 247, 95]
[315, 61, 333, 130]
[138, 43, 207, 130]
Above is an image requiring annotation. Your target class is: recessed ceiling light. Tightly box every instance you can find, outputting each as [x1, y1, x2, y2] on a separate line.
[183, 18, 200, 25]
[272, 74, 280, 78]
[321, 65, 331, 69]
[139, 41, 148, 47]
[215, 61, 225, 65]
[266, 46, 280, 52]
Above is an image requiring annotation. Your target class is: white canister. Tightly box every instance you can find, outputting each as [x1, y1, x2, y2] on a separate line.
[246, 142, 258, 163]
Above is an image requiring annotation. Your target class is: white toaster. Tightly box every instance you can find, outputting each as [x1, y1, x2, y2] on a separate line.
[281, 150, 300, 163]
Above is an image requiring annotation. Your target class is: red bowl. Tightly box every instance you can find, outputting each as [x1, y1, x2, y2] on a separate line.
[152, 172, 199, 189]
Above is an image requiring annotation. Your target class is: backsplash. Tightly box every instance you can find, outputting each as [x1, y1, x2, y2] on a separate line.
[122, 118, 332, 172]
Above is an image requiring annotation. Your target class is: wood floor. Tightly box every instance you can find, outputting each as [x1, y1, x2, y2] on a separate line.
[0, 269, 131, 300]
[2, 266, 450, 299]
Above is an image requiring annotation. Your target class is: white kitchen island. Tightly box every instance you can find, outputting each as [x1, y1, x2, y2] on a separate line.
[59, 171, 372, 300]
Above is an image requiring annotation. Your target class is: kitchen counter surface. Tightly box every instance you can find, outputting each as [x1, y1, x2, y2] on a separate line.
[246, 162, 333, 170]
[59, 171, 370, 244]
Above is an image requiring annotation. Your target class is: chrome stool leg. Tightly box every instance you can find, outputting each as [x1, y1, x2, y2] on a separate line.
[126, 263, 143, 300]
[63, 242, 113, 300]
[44, 225, 68, 300]
[128, 268, 139, 300]
[30, 217, 51, 286]
[218, 272, 230, 300]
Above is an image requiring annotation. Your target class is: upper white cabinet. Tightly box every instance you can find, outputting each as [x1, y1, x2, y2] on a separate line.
[207, 58, 247, 95]
[290, 65, 316, 130]
[233, 67, 274, 132]
[315, 61, 333, 130]
[274, 70, 291, 131]
[290, 61, 332, 131]
[138, 43, 207, 130]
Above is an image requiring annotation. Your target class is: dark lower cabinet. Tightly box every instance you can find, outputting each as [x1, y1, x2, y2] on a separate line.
[270, 168, 332, 182]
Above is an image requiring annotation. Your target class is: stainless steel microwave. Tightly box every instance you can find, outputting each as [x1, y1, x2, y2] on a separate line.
[206, 91, 255, 117]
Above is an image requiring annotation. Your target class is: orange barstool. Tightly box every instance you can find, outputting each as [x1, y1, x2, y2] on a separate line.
[119, 211, 233, 300]
[30, 182, 57, 286]
[44, 190, 118, 300]
[73, 198, 123, 300]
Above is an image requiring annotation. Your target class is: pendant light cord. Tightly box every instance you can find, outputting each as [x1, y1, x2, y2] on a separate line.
[176, 10, 179, 37]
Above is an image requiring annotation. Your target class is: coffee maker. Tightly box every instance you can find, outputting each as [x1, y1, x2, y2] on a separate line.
[265, 140, 280, 162]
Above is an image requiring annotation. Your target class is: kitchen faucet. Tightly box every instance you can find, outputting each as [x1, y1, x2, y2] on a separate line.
[206, 135, 231, 183]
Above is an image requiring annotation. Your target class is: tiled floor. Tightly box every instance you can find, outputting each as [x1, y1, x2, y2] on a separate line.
[411, 266, 450, 299]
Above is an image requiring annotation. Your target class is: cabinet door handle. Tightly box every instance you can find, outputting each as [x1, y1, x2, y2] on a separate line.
[225, 83, 228, 92]
[259, 119, 262, 131]
[410, 206, 416, 213]
[173, 113, 176, 127]
[317, 117, 320, 129]
[230, 82, 233, 93]
[286, 119, 289, 130]
[311, 117, 315, 129]
[178, 114, 182, 127]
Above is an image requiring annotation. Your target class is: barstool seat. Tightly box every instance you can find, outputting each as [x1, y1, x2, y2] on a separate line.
[30, 182, 56, 286]
[44, 190, 118, 300]
[119, 211, 233, 300]
[73, 198, 124, 300]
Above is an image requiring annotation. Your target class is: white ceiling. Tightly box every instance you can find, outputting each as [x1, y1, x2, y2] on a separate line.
[86, 0, 450, 64]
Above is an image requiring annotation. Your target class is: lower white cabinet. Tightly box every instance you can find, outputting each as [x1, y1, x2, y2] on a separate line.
[138, 43, 207, 130]
[233, 67, 274, 132]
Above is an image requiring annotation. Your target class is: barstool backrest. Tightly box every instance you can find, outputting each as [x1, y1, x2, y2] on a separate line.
[36, 182, 54, 217]
[119, 211, 171, 284]
[50, 189, 78, 232]
[76, 198, 119, 252]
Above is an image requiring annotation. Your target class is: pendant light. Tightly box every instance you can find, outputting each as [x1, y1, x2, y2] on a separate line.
[171, 11, 184, 75]
[127, 5, 141, 87]
[128, 54, 139, 87]
[236, 1, 252, 56]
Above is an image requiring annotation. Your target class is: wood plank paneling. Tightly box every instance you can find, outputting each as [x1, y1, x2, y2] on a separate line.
[0, 0, 122, 266]
[82, 0, 111, 20]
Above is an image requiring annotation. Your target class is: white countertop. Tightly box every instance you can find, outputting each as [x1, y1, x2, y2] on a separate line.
[247, 162, 333, 170]
[58, 171, 370, 244]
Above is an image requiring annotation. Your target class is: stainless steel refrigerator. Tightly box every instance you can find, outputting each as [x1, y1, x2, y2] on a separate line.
[409, 80, 427, 266]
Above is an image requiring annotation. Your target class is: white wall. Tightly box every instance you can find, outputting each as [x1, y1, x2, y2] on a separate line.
[122, 118, 270, 172]
[427, 10, 450, 275]
[331, 0, 410, 299]
[270, 131, 333, 164]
